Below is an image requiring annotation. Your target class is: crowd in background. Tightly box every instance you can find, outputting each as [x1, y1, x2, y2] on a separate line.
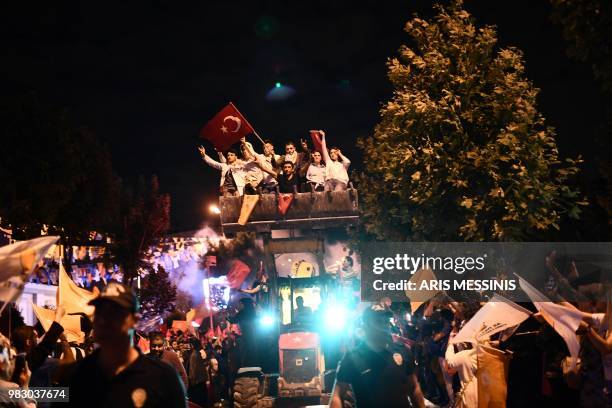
[1, 249, 611, 407]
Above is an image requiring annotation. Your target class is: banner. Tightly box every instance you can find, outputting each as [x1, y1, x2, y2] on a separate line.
[451, 294, 532, 344]
[238, 195, 260, 225]
[278, 193, 294, 216]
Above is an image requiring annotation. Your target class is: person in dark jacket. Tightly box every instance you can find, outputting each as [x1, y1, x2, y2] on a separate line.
[188, 337, 209, 407]
[12, 305, 66, 373]
[149, 331, 189, 389]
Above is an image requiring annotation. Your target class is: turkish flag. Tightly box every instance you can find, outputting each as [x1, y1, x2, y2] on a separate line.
[309, 130, 323, 153]
[226, 259, 251, 289]
[200, 103, 255, 152]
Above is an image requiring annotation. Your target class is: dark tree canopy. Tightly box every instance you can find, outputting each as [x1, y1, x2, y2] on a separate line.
[139, 265, 177, 327]
[551, 0, 612, 93]
[0, 94, 120, 240]
[357, 1, 585, 241]
[112, 175, 171, 281]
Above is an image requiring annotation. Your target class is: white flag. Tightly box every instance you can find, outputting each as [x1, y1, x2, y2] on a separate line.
[0, 236, 59, 282]
[517, 274, 584, 368]
[451, 293, 532, 344]
[0, 236, 59, 308]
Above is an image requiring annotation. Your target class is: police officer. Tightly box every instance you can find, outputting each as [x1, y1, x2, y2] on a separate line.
[57, 282, 187, 408]
[330, 306, 425, 408]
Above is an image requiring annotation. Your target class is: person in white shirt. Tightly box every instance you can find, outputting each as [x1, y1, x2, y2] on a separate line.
[445, 339, 478, 408]
[241, 139, 280, 193]
[198, 146, 246, 196]
[319, 130, 351, 191]
[238, 140, 265, 194]
[306, 151, 326, 191]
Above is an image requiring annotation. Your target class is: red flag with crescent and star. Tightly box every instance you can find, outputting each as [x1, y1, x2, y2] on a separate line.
[200, 102, 255, 152]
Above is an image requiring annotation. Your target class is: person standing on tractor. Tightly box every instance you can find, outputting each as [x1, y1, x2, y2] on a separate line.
[229, 298, 260, 369]
[330, 306, 426, 408]
[238, 261, 269, 307]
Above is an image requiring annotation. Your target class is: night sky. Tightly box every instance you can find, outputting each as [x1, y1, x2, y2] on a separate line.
[2, 0, 605, 231]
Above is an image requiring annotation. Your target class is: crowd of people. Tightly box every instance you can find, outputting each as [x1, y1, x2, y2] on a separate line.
[1, 247, 611, 408]
[329, 254, 612, 408]
[199, 130, 351, 196]
[28, 263, 123, 290]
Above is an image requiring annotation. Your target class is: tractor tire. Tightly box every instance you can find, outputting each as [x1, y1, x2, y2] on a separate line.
[233, 377, 260, 408]
[343, 388, 355, 408]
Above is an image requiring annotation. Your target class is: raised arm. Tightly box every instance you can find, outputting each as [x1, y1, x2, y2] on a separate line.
[198, 146, 225, 171]
[243, 140, 278, 177]
[579, 313, 612, 355]
[320, 131, 331, 164]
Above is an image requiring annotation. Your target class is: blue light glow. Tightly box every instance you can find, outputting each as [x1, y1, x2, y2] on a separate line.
[324, 304, 348, 331]
[260, 313, 275, 327]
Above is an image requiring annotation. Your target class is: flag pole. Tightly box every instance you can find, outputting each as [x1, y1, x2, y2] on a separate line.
[229, 102, 266, 145]
[252, 131, 266, 145]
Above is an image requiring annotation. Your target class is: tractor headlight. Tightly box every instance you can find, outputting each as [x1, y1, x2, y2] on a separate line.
[324, 304, 348, 332]
[260, 313, 275, 328]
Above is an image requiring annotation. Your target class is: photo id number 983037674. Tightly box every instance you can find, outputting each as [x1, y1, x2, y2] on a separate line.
[5, 387, 69, 402]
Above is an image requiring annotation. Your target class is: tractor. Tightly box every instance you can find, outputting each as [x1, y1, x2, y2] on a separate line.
[219, 189, 359, 408]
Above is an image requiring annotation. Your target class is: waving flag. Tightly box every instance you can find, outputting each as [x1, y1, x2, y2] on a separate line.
[0, 236, 59, 282]
[451, 293, 531, 344]
[200, 102, 255, 152]
[58, 261, 99, 317]
[226, 259, 251, 289]
[0, 236, 59, 310]
[187, 302, 217, 327]
[309, 130, 323, 153]
[517, 274, 583, 368]
[33, 303, 85, 343]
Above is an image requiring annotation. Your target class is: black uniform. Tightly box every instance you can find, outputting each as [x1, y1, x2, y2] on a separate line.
[59, 349, 187, 408]
[336, 342, 417, 408]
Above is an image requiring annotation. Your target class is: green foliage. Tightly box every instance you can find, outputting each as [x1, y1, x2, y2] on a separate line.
[357, 0, 585, 241]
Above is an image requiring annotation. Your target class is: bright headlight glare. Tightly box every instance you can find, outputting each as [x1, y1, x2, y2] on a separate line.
[324, 304, 348, 331]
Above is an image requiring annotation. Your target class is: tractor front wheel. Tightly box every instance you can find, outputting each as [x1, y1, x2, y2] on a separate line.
[233, 377, 260, 408]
